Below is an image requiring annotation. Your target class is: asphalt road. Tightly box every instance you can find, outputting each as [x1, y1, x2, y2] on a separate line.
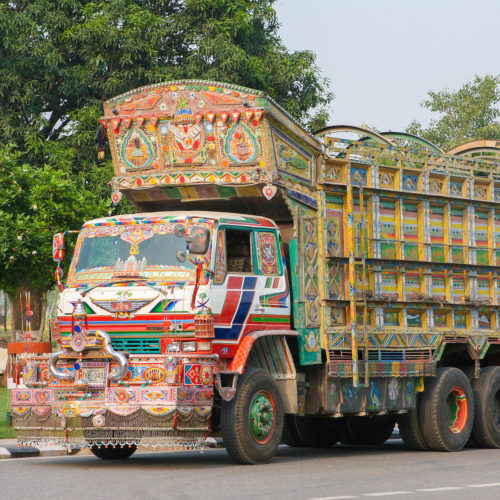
[1, 441, 500, 500]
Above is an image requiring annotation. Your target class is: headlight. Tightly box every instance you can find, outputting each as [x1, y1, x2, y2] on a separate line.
[166, 341, 180, 352]
[182, 341, 196, 352]
[197, 341, 211, 351]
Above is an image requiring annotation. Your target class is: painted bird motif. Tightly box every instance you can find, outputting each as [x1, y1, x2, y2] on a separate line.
[370, 381, 382, 408]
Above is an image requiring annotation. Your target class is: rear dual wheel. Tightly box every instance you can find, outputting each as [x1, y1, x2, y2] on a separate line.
[346, 415, 396, 445]
[294, 416, 340, 448]
[397, 394, 429, 451]
[420, 367, 474, 451]
[471, 366, 500, 448]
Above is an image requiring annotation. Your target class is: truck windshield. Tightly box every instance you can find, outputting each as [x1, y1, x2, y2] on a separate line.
[68, 222, 210, 285]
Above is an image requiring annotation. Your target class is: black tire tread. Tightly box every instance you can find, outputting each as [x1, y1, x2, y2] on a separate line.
[90, 444, 136, 460]
[282, 414, 305, 447]
[221, 368, 283, 464]
[346, 415, 396, 445]
[419, 367, 474, 452]
[471, 366, 500, 448]
[397, 395, 429, 451]
[294, 416, 339, 448]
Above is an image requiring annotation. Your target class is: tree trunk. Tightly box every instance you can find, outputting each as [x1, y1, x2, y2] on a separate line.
[8, 288, 47, 342]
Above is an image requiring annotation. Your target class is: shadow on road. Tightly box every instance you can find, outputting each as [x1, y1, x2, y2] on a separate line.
[25, 439, 447, 471]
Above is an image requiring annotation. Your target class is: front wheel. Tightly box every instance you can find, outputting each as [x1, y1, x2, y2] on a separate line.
[90, 444, 137, 460]
[221, 368, 283, 464]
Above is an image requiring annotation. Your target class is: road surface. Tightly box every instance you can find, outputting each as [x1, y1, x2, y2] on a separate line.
[1, 441, 499, 500]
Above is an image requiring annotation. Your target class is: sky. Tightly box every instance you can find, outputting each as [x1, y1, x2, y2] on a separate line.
[276, 0, 500, 132]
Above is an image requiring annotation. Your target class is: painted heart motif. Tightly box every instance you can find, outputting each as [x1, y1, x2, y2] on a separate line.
[263, 184, 277, 200]
[111, 191, 122, 205]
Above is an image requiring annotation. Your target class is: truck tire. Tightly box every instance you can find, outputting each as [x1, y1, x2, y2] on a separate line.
[346, 415, 396, 445]
[282, 414, 305, 447]
[336, 418, 356, 444]
[221, 368, 283, 464]
[462, 366, 479, 448]
[419, 367, 474, 452]
[470, 366, 500, 448]
[294, 416, 339, 448]
[90, 444, 136, 460]
[397, 394, 429, 451]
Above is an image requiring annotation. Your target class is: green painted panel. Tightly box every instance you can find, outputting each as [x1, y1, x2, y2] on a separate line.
[404, 244, 418, 260]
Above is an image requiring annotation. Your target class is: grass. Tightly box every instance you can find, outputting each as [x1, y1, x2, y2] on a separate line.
[0, 386, 16, 439]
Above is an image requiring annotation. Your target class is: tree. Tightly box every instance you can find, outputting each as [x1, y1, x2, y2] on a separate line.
[0, 0, 332, 339]
[407, 75, 500, 151]
[0, 146, 107, 340]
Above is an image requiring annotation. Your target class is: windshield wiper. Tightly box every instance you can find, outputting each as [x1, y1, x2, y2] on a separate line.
[114, 274, 148, 280]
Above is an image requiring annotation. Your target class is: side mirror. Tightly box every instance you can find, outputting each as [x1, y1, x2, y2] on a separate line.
[187, 225, 210, 254]
[174, 224, 186, 238]
[53, 233, 65, 262]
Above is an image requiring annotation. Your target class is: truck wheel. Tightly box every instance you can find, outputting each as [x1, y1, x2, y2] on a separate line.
[346, 415, 396, 445]
[221, 368, 283, 464]
[419, 367, 474, 452]
[336, 418, 356, 444]
[90, 444, 136, 460]
[282, 414, 305, 447]
[471, 366, 500, 448]
[397, 394, 429, 451]
[294, 416, 339, 448]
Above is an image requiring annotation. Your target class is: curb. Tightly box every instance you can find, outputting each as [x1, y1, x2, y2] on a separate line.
[0, 438, 222, 459]
[0, 445, 76, 459]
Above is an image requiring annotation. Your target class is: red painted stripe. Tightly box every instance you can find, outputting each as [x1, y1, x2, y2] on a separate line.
[216, 276, 244, 324]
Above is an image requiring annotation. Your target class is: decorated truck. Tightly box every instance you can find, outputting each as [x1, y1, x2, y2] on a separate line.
[9, 81, 500, 464]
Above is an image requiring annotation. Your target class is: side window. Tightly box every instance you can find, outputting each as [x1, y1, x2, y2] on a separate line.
[256, 232, 280, 275]
[213, 229, 226, 285]
[226, 229, 254, 274]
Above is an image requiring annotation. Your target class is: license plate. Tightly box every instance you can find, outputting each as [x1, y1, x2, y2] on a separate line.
[81, 363, 108, 388]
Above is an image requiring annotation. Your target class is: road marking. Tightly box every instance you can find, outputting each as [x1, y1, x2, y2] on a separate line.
[309, 496, 359, 500]
[364, 492, 413, 497]
[467, 483, 500, 488]
[416, 487, 464, 492]
[309, 496, 359, 499]
[309, 482, 500, 500]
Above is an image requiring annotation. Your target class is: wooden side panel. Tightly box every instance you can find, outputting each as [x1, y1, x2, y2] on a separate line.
[430, 205, 445, 263]
[475, 210, 489, 265]
[450, 207, 465, 264]
[403, 202, 419, 261]
[379, 200, 397, 259]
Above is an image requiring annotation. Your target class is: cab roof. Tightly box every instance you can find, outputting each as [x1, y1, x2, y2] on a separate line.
[82, 211, 278, 229]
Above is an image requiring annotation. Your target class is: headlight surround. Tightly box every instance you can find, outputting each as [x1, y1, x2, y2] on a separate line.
[182, 341, 196, 352]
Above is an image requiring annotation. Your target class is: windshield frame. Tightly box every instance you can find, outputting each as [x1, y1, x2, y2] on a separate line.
[66, 217, 214, 288]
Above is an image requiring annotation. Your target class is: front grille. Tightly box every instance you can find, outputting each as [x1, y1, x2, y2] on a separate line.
[111, 338, 161, 354]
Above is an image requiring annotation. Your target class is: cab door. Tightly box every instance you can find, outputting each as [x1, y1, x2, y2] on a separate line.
[211, 227, 259, 343]
[253, 230, 291, 330]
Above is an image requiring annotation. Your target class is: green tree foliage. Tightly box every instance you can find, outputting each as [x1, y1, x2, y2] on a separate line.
[407, 75, 500, 151]
[0, 0, 331, 336]
[0, 145, 107, 339]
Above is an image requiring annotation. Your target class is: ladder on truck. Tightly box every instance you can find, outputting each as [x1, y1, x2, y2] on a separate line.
[346, 174, 370, 388]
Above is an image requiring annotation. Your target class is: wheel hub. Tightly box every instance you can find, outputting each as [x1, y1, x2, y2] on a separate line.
[446, 387, 468, 434]
[250, 390, 276, 444]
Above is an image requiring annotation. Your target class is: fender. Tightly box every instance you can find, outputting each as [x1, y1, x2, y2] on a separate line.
[215, 329, 298, 403]
[227, 329, 298, 374]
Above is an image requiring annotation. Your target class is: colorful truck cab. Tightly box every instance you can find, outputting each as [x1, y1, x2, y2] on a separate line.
[9, 81, 500, 463]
